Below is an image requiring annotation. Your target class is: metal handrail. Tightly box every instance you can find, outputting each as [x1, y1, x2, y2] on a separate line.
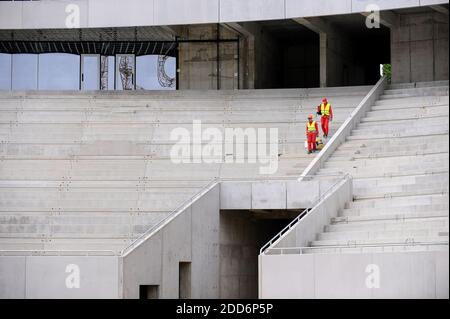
[264, 240, 450, 255]
[259, 173, 351, 254]
[120, 178, 219, 257]
[121, 173, 357, 257]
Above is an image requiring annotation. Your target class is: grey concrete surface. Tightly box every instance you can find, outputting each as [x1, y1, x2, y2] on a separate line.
[391, 10, 449, 83]
[122, 184, 220, 299]
[260, 81, 449, 298]
[0, 87, 370, 253]
[260, 251, 449, 298]
[0, 255, 119, 298]
[1, 0, 447, 29]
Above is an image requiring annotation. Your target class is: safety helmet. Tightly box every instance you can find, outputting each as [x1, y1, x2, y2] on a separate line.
[308, 114, 313, 119]
[322, 98, 328, 103]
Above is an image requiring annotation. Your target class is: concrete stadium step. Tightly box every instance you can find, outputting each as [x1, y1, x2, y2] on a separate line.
[0, 179, 207, 189]
[0, 230, 139, 239]
[0, 212, 170, 225]
[359, 109, 449, 124]
[334, 145, 448, 158]
[387, 81, 449, 90]
[322, 155, 449, 169]
[310, 236, 449, 247]
[300, 243, 449, 254]
[339, 203, 449, 217]
[0, 221, 158, 235]
[335, 135, 449, 150]
[0, 159, 308, 180]
[0, 96, 366, 112]
[346, 193, 449, 209]
[357, 116, 449, 128]
[0, 237, 134, 252]
[353, 120, 449, 134]
[339, 134, 449, 148]
[373, 95, 449, 107]
[380, 86, 449, 98]
[370, 100, 449, 111]
[333, 209, 449, 222]
[352, 173, 448, 188]
[322, 153, 448, 170]
[326, 217, 449, 232]
[353, 182, 449, 198]
[0, 142, 312, 159]
[317, 227, 449, 241]
[0, 108, 356, 120]
[331, 148, 448, 161]
[346, 131, 449, 141]
[317, 167, 449, 180]
[350, 125, 449, 138]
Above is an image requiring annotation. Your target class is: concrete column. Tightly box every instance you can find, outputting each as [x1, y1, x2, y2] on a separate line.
[294, 17, 364, 87]
[319, 32, 327, 88]
[238, 22, 282, 89]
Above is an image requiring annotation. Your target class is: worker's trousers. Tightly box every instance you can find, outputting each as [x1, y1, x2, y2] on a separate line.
[307, 132, 317, 151]
[321, 116, 330, 136]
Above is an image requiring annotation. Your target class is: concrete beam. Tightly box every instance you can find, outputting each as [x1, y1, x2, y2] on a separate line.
[430, 5, 449, 16]
[293, 17, 334, 35]
[159, 25, 180, 38]
[221, 22, 254, 37]
[360, 10, 399, 28]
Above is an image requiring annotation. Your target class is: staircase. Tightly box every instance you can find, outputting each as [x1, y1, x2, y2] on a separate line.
[307, 81, 449, 253]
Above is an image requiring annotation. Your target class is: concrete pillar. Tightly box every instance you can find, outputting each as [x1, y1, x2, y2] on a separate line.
[294, 17, 366, 87]
[319, 32, 327, 88]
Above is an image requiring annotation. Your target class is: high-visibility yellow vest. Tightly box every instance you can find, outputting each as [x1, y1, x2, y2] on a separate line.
[321, 103, 331, 116]
[307, 121, 317, 132]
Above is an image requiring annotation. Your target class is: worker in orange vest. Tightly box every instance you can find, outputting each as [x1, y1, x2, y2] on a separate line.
[317, 97, 333, 138]
[306, 114, 319, 154]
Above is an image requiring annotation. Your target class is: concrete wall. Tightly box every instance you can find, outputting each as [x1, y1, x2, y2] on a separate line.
[219, 211, 287, 298]
[325, 34, 367, 87]
[237, 22, 283, 89]
[270, 177, 353, 250]
[178, 25, 239, 90]
[1, 0, 448, 29]
[220, 179, 341, 210]
[0, 256, 119, 299]
[391, 11, 449, 83]
[121, 184, 220, 299]
[260, 251, 449, 298]
[283, 41, 320, 88]
[121, 178, 342, 299]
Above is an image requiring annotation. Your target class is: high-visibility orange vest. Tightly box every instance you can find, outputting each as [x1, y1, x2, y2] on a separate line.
[321, 103, 331, 116]
[307, 121, 317, 132]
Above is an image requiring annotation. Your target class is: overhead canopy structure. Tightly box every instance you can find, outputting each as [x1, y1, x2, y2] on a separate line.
[0, 40, 177, 57]
[0, 26, 178, 56]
